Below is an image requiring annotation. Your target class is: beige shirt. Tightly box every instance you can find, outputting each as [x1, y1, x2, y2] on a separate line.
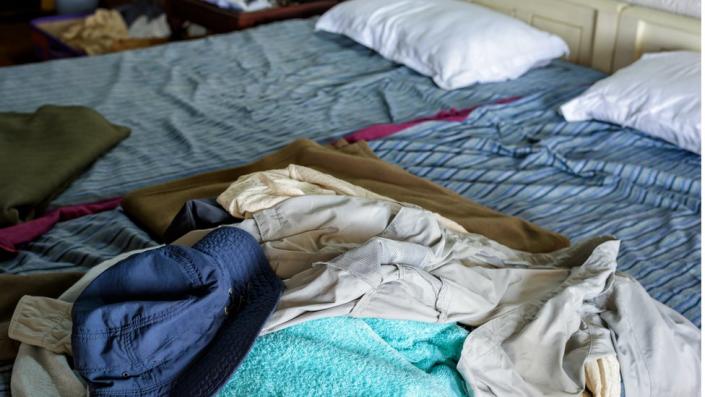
[216, 164, 468, 235]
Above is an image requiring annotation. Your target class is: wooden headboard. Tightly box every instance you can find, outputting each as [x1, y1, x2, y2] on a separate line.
[468, 0, 701, 73]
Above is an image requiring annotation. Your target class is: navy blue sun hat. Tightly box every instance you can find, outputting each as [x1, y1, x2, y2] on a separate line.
[71, 227, 283, 397]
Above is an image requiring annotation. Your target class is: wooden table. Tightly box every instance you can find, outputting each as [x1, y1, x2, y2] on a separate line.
[165, 0, 341, 38]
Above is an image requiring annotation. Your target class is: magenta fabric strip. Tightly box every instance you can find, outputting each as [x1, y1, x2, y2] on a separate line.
[0, 197, 123, 254]
[345, 96, 521, 143]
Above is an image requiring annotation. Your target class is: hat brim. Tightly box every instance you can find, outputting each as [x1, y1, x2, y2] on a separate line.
[172, 253, 283, 397]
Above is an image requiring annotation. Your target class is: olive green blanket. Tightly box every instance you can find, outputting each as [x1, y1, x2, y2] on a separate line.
[0, 106, 130, 226]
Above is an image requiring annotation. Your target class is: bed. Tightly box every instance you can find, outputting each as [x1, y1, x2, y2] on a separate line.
[0, 0, 700, 394]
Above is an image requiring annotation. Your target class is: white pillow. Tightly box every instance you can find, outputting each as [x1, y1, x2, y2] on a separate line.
[561, 51, 701, 154]
[315, 0, 569, 90]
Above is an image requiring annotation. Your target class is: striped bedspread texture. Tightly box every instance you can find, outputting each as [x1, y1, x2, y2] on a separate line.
[0, 17, 699, 393]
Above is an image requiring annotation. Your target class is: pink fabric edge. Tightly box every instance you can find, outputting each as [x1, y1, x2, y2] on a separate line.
[344, 96, 522, 143]
[0, 197, 123, 254]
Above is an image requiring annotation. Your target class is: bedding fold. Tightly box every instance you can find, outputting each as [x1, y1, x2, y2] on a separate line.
[344, 97, 520, 143]
[123, 139, 569, 253]
[0, 197, 123, 254]
[0, 106, 130, 227]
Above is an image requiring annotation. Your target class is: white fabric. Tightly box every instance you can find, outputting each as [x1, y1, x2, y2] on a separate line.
[624, 0, 700, 17]
[585, 355, 621, 397]
[204, 0, 272, 12]
[216, 164, 468, 238]
[217, 164, 392, 216]
[127, 14, 170, 39]
[561, 51, 701, 154]
[315, 0, 569, 90]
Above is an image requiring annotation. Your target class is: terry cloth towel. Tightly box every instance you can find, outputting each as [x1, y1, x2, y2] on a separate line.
[220, 317, 470, 397]
[0, 272, 83, 363]
[0, 106, 130, 227]
[345, 97, 520, 143]
[0, 197, 122, 254]
[123, 139, 568, 253]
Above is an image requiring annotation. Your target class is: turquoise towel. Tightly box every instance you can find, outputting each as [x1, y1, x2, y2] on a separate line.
[220, 317, 471, 397]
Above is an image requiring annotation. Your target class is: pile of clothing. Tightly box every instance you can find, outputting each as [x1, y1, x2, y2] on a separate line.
[52, 5, 170, 55]
[0, 107, 700, 397]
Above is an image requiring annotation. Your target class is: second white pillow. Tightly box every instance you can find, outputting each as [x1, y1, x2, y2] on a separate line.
[315, 0, 569, 90]
[561, 51, 701, 154]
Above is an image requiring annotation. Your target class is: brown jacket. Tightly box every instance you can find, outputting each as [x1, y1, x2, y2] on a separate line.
[123, 139, 568, 253]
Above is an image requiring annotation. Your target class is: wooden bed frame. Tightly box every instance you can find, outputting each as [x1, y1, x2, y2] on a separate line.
[468, 0, 701, 73]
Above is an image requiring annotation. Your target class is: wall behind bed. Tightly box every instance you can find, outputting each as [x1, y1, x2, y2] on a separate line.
[467, 0, 701, 73]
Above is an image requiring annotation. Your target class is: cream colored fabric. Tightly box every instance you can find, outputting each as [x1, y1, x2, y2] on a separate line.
[11, 344, 87, 397]
[584, 356, 621, 397]
[8, 296, 72, 355]
[61, 9, 129, 55]
[216, 164, 468, 234]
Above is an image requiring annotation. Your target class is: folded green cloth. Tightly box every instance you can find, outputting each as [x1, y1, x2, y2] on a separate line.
[220, 317, 471, 397]
[0, 106, 130, 226]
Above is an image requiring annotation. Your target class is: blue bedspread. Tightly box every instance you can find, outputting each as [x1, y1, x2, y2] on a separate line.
[0, 18, 698, 322]
[0, 20, 586, 205]
[368, 88, 701, 325]
[0, 17, 699, 394]
[0, 19, 601, 275]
